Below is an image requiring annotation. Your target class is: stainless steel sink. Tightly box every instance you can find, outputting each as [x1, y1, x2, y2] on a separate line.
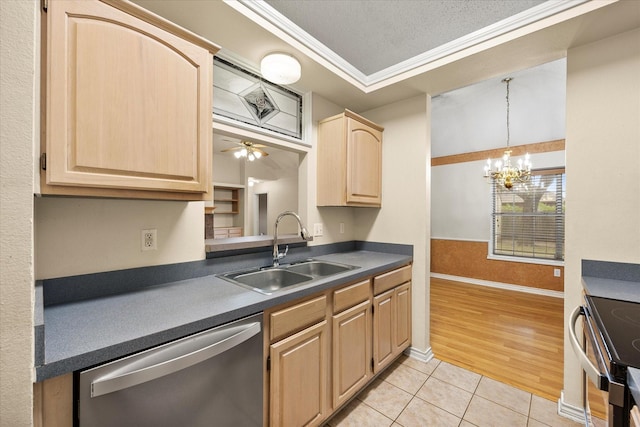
[220, 268, 313, 295]
[218, 259, 359, 295]
[286, 260, 356, 277]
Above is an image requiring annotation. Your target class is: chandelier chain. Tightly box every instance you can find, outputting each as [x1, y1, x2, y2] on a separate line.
[503, 77, 511, 148]
[483, 76, 531, 189]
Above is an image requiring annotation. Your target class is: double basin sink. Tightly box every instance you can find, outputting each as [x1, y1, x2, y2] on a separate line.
[218, 260, 359, 295]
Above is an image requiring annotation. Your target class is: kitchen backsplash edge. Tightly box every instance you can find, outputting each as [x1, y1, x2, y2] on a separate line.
[40, 240, 412, 307]
[582, 259, 640, 282]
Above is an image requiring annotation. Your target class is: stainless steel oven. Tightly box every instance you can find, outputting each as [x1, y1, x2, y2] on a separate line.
[570, 296, 640, 427]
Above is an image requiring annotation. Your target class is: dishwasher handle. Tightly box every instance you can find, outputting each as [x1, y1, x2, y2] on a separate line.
[568, 305, 606, 390]
[91, 321, 261, 398]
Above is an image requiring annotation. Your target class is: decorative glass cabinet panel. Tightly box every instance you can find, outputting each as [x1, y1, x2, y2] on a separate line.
[213, 57, 302, 140]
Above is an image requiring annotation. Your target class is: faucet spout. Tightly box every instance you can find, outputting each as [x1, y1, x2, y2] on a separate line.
[272, 211, 312, 267]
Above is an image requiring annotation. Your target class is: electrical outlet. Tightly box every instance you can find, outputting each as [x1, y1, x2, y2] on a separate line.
[141, 229, 157, 251]
[313, 223, 323, 237]
[554, 268, 561, 277]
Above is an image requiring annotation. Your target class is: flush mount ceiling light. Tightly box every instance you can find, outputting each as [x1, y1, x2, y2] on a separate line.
[260, 53, 301, 85]
[483, 77, 532, 189]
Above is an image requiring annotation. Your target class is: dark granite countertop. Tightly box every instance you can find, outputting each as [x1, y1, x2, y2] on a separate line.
[36, 246, 411, 382]
[581, 259, 640, 303]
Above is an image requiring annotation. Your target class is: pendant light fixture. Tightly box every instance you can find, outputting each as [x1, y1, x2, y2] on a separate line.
[483, 77, 532, 189]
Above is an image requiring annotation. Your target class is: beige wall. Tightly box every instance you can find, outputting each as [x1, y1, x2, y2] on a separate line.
[249, 176, 299, 235]
[0, 1, 37, 425]
[35, 198, 206, 278]
[355, 95, 431, 353]
[563, 27, 640, 408]
[303, 93, 432, 353]
[302, 94, 356, 244]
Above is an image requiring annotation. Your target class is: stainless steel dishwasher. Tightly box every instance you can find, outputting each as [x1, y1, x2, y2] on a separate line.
[78, 313, 263, 427]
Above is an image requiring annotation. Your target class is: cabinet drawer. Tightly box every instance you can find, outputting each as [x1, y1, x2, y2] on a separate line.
[373, 265, 411, 295]
[213, 229, 229, 239]
[227, 227, 243, 237]
[333, 280, 370, 313]
[270, 295, 327, 342]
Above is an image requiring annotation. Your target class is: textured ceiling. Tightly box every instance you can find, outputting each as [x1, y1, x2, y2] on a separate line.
[264, 0, 546, 75]
[133, 0, 640, 111]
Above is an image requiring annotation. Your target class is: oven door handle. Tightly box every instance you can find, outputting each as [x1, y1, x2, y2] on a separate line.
[569, 305, 606, 390]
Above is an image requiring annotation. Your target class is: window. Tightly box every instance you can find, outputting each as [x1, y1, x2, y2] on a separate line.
[212, 56, 303, 140]
[491, 169, 565, 261]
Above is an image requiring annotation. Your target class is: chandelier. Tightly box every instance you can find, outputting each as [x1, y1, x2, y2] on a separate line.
[483, 77, 531, 189]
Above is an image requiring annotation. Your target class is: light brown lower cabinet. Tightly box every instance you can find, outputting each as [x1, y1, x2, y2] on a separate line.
[266, 263, 412, 426]
[372, 266, 412, 374]
[33, 373, 73, 427]
[372, 288, 395, 373]
[394, 282, 412, 352]
[332, 300, 372, 408]
[269, 320, 329, 427]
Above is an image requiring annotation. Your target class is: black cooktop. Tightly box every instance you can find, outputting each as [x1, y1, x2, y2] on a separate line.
[586, 295, 640, 371]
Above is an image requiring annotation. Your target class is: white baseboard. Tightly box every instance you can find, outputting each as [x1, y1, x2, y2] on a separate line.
[430, 272, 564, 299]
[404, 346, 434, 363]
[558, 391, 587, 424]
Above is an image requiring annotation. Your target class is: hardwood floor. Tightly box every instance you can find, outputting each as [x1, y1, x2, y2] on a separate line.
[430, 277, 565, 402]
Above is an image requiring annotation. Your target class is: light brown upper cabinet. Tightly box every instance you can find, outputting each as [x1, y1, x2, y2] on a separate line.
[40, 0, 219, 200]
[317, 110, 383, 207]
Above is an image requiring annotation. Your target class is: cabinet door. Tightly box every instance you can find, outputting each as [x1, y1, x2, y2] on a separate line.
[372, 289, 395, 373]
[332, 300, 371, 408]
[346, 117, 382, 206]
[43, 0, 215, 199]
[270, 321, 328, 427]
[33, 373, 73, 427]
[395, 282, 411, 352]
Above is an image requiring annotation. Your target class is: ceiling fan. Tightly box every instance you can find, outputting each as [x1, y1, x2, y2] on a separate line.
[220, 140, 269, 161]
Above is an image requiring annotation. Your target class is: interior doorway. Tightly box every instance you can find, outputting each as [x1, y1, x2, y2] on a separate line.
[254, 193, 268, 235]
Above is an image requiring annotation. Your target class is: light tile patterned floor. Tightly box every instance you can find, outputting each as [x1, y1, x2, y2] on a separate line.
[325, 356, 583, 427]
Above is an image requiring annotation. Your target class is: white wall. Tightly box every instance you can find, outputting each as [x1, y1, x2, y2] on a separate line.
[250, 176, 299, 235]
[0, 0, 37, 424]
[431, 151, 565, 241]
[431, 59, 566, 243]
[35, 198, 205, 278]
[431, 59, 566, 157]
[213, 151, 244, 185]
[563, 27, 640, 409]
[354, 95, 431, 354]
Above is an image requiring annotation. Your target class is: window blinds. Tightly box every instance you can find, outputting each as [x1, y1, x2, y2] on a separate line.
[491, 170, 565, 261]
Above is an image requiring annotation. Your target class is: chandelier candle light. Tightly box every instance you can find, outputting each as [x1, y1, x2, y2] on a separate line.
[483, 77, 532, 189]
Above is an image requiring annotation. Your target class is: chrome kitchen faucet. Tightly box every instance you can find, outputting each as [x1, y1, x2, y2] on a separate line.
[272, 211, 312, 267]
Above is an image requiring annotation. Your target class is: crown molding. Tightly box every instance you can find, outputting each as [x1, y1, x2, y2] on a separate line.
[234, 0, 601, 90]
